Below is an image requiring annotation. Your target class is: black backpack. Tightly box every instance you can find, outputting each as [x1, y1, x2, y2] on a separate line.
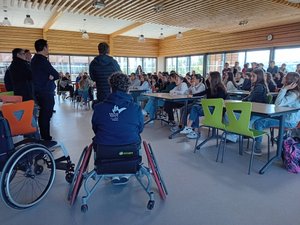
[0, 116, 14, 170]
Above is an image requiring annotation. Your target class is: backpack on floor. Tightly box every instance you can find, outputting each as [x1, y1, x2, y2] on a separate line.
[282, 136, 300, 174]
[0, 116, 14, 170]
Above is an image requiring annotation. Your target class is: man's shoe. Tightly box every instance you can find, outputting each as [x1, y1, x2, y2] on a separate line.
[180, 126, 193, 134]
[111, 176, 129, 185]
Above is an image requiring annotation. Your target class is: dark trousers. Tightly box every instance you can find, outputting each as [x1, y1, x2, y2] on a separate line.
[36, 93, 55, 140]
[164, 102, 184, 121]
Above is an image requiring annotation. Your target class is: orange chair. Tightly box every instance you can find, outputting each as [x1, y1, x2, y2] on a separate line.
[0, 95, 22, 104]
[0, 83, 7, 92]
[1, 100, 37, 136]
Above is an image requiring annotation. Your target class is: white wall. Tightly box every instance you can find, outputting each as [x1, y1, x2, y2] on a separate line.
[157, 56, 165, 72]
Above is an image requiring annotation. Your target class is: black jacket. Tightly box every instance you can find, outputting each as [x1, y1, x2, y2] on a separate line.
[243, 83, 268, 103]
[9, 57, 34, 101]
[31, 54, 59, 95]
[4, 67, 13, 91]
[89, 55, 121, 102]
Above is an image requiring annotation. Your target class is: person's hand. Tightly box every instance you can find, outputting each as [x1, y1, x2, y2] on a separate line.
[49, 75, 54, 80]
[284, 82, 297, 90]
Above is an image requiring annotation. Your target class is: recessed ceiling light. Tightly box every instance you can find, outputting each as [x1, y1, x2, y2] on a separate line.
[92, 0, 106, 9]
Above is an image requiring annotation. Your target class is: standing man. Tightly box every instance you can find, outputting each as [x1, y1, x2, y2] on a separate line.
[89, 42, 121, 102]
[9, 48, 34, 101]
[31, 39, 59, 141]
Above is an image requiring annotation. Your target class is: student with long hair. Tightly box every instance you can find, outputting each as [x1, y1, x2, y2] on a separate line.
[180, 71, 227, 139]
[225, 71, 238, 92]
[253, 72, 300, 153]
[265, 72, 277, 92]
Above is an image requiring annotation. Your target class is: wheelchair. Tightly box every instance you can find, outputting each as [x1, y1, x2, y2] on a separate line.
[0, 100, 74, 209]
[68, 140, 168, 213]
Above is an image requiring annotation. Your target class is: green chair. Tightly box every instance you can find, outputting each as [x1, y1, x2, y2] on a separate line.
[194, 98, 226, 153]
[0, 91, 14, 96]
[218, 102, 270, 175]
[266, 94, 273, 104]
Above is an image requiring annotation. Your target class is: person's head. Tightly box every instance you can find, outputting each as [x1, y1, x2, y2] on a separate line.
[151, 75, 158, 83]
[251, 68, 265, 85]
[284, 72, 300, 94]
[281, 63, 286, 68]
[234, 61, 239, 67]
[192, 70, 196, 75]
[265, 72, 274, 83]
[192, 74, 201, 85]
[244, 63, 249, 69]
[98, 42, 109, 55]
[236, 72, 242, 80]
[244, 72, 251, 79]
[12, 48, 25, 60]
[224, 62, 229, 68]
[169, 73, 177, 82]
[175, 76, 184, 85]
[59, 72, 64, 78]
[227, 71, 234, 82]
[130, 73, 136, 80]
[209, 71, 225, 95]
[258, 63, 264, 69]
[296, 64, 300, 72]
[34, 39, 49, 56]
[251, 62, 257, 68]
[24, 49, 32, 62]
[109, 72, 130, 93]
[269, 60, 275, 67]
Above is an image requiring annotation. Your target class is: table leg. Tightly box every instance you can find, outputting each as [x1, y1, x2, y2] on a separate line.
[259, 115, 285, 174]
[195, 128, 217, 151]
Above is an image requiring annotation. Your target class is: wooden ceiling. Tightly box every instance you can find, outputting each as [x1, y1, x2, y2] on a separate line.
[11, 0, 300, 33]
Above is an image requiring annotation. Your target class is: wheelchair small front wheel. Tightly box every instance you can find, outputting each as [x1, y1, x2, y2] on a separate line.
[65, 172, 74, 184]
[147, 200, 155, 210]
[81, 204, 88, 213]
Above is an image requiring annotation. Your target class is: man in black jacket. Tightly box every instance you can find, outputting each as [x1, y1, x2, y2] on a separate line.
[31, 39, 59, 141]
[89, 42, 121, 102]
[9, 48, 34, 101]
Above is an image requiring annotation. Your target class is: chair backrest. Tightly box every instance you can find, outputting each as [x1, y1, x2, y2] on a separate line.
[225, 102, 253, 137]
[0, 91, 14, 96]
[201, 98, 225, 130]
[0, 95, 22, 104]
[1, 100, 37, 136]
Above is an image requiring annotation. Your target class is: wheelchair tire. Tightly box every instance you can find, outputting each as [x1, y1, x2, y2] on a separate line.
[0, 143, 55, 209]
[69, 144, 93, 206]
[143, 141, 167, 200]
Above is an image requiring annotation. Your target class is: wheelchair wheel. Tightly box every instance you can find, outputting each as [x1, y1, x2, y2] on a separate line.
[0, 144, 55, 209]
[143, 141, 167, 200]
[69, 144, 93, 205]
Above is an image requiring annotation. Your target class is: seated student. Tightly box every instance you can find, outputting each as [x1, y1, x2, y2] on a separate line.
[180, 71, 227, 139]
[224, 71, 238, 92]
[241, 72, 252, 91]
[164, 75, 189, 125]
[274, 71, 284, 89]
[138, 74, 151, 92]
[235, 72, 244, 88]
[150, 75, 160, 93]
[58, 72, 74, 98]
[129, 73, 141, 88]
[265, 72, 277, 92]
[253, 72, 300, 154]
[92, 72, 144, 185]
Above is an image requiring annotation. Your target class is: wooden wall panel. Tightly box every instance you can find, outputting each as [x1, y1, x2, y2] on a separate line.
[0, 27, 42, 52]
[112, 36, 159, 57]
[46, 30, 109, 55]
[159, 22, 300, 57]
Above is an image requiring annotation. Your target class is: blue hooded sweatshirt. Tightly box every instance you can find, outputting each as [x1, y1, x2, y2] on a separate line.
[92, 91, 144, 145]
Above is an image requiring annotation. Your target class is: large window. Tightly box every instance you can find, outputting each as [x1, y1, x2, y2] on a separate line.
[143, 58, 157, 73]
[246, 50, 270, 71]
[115, 57, 128, 74]
[166, 57, 176, 72]
[274, 47, 300, 73]
[0, 53, 11, 81]
[177, 57, 189, 75]
[70, 56, 89, 80]
[207, 53, 224, 73]
[225, 52, 245, 68]
[128, 57, 143, 74]
[190, 55, 204, 74]
[49, 55, 70, 75]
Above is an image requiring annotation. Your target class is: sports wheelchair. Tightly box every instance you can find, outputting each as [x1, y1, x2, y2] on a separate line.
[68, 140, 168, 213]
[0, 100, 74, 209]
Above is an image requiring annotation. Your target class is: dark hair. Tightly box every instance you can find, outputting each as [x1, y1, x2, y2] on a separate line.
[34, 39, 48, 52]
[285, 72, 300, 99]
[252, 69, 268, 92]
[109, 72, 130, 92]
[12, 48, 24, 58]
[210, 71, 226, 96]
[24, 49, 30, 53]
[98, 42, 109, 55]
[227, 71, 238, 88]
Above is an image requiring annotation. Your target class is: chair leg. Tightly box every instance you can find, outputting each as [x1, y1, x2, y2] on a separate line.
[248, 139, 255, 175]
[221, 132, 227, 163]
[266, 134, 270, 161]
[270, 128, 274, 147]
[216, 132, 225, 162]
[216, 129, 219, 147]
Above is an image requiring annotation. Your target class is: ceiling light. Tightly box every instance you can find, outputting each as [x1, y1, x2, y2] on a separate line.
[238, 20, 248, 26]
[176, 31, 183, 39]
[138, 34, 145, 43]
[2, 17, 11, 26]
[153, 4, 164, 13]
[82, 30, 89, 39]
[159, 28, 164, 39]
[92, 0, 106, 9]
[24, 14, 34, 25]
[287, 0, 300, 3]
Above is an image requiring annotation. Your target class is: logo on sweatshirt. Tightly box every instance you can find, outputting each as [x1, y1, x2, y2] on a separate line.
[109, 105, 127, 121]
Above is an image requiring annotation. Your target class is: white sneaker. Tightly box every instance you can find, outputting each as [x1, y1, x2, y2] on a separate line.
[142, 109, 148, 116]
[180, 126, 193, 134]
[186, 131, 199, 139]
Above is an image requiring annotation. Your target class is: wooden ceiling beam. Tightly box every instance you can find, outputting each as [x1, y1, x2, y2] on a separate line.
[72, 0, 94, 14]
[43, 10, 63, 33]
[31, 0, 39, 9]
[56, 0, 72, 12]
[110, 22, 144, 38]
[37, 0, 47, 10]
[45, 0, 55, 10]
[50, 0, 63, 11]
[89, 0, 120, 16]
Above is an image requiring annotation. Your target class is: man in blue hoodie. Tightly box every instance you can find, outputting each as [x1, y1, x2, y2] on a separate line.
[31, 39, 59, 141]
[89, 42, 121, 102]
[92, 72, 144, 184]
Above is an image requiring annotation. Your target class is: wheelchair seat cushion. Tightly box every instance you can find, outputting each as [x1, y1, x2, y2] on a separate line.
[94, 142, 141, 174]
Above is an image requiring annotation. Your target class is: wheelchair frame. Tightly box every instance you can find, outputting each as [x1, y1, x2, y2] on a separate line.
[68, 141, 167, 213]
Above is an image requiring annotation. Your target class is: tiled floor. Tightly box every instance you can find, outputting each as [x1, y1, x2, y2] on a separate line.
[0, 99, 299, 225]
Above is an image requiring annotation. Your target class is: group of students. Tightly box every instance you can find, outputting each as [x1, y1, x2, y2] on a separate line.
[136, 67, 300, 156]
